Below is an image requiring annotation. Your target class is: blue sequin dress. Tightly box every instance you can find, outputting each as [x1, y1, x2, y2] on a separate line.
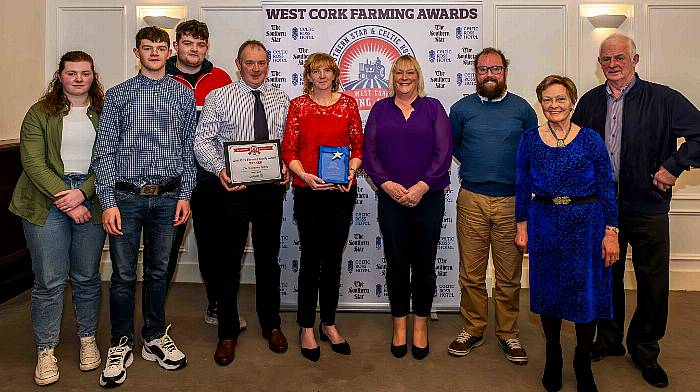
[515, 127, 618, 322]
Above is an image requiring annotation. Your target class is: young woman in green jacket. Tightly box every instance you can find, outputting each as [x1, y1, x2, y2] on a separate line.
[9, 51, 106, 386]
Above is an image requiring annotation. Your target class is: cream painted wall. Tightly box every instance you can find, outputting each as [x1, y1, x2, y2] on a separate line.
[0, 0, 46, 140]
[39, 0, 700, 290]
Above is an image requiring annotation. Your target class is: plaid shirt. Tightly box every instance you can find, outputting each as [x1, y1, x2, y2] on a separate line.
[93, 73, 197, 210]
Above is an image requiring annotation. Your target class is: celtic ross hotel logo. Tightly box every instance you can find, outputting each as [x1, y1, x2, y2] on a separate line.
[291, 27, 299, 40]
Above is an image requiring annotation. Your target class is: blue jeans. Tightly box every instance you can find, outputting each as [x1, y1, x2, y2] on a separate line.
[108, 189, 178, 345]
[23, 174, 105, 350]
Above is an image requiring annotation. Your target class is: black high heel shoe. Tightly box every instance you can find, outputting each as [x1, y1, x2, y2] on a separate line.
[411, 342, 430, 360]
[299, 328, 320, 362]
[319, 323, 351, 355]
[391, 343, 408, 358]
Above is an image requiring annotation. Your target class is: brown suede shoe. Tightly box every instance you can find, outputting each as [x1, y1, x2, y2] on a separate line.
[214, 339, 236, 366]
[263, 329, 288, 353]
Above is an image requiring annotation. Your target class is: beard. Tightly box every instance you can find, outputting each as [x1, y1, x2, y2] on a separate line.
[476, 77, 507, 100]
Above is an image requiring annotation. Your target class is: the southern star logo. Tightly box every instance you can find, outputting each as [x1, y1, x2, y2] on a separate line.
[332, 151, 344, 159]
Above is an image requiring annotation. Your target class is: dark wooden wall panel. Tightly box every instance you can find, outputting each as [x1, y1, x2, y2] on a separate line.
[0, 140, 32, 303]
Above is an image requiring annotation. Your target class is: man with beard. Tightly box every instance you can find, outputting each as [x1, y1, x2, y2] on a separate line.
[163, 19, 247, 331]
[447, 47, 537, 364]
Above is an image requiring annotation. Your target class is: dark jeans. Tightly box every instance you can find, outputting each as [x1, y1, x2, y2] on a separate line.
[595, 211, 669, 365]
[215, 183, 285, 340]
[293, 186, 356, 328]
[108, 189, 178, 345]
[377, 189, 445, 317]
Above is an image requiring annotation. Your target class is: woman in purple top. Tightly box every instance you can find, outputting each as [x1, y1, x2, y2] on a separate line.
[363, 55, 452, 360]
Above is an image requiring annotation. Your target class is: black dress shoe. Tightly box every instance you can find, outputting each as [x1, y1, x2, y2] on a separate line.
[590, 342, 626, 362]
[319, 324, 351, 355]
[411, 342, 430, 360]
[214, 339, 236, 366]
[632, 357, 669, 388]
[390, 343, 407, 358]
[299, 329, 320, 362]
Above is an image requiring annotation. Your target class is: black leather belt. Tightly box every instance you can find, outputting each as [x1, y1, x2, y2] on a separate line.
[115, 177, 181, 196]
[532, 194, 598, 205]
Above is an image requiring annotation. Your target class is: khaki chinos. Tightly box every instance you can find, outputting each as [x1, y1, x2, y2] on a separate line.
[456, 188, 522, 339]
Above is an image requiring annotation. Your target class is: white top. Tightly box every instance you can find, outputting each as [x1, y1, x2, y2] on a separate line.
[61, 106, 95, 174]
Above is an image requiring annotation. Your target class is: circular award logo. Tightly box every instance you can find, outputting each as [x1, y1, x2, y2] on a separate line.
[330, 25, 415, 111]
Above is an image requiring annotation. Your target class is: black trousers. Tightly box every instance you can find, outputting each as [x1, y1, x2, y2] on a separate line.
[165, 215, 186, 292]
[189, 180, 223, 308]
[293, 186, 356, 328]
[165, 181, 223, 310]
[214, 183, 285, 340]
[595, 211, 669, 365]
[377, 189, 445, 317]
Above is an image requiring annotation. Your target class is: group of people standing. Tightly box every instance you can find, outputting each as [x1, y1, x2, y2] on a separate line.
[9, 17, 699, 392]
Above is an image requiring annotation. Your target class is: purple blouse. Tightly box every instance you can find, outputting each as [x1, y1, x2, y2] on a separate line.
[362, 96, 453, 190]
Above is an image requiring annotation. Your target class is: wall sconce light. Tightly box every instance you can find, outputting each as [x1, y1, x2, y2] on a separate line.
[587, 14, 627, 29]
[143, 15, 181, 29]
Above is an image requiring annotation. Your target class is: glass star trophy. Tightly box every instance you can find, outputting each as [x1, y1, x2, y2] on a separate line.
[318, 146, 349, 184]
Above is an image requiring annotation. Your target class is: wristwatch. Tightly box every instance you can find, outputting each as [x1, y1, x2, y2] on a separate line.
[605, 226, 620, 234]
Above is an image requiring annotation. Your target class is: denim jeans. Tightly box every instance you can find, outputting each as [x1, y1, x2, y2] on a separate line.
[108, 188, 178, 345]
[23, 174, 106, 350]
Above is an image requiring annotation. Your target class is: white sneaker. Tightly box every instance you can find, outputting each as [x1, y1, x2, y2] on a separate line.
[35, 348, 59, 386]
[99, 337, 133, 388]
[141, 325, 187, 370]
[204, 307, 247, 331]
[80, 336, 102, 371]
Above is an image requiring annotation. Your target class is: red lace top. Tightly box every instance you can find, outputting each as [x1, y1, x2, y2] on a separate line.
[282, 93, 363, 187]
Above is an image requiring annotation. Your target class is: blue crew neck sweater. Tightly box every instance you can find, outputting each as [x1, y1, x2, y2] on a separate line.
[450, 92, 537, 196]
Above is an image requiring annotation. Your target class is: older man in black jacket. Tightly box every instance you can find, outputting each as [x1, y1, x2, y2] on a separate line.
[572, 33, 700, 389]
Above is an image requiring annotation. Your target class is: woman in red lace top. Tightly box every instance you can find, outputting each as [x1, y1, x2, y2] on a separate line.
[281, 52, 363, 362]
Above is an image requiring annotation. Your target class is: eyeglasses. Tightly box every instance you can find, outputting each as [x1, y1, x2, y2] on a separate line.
[475, 66, 504, 75]
[541, 96, 570, 106]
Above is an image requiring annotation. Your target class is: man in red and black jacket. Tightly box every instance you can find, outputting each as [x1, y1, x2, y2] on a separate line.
[164, 19, 246, 331]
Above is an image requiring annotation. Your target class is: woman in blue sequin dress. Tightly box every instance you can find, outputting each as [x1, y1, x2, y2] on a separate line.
[514, 75, 619, 392]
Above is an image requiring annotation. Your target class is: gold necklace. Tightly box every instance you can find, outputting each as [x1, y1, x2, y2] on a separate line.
[312, 92, 333, 106]
[547, 121, 572, 147]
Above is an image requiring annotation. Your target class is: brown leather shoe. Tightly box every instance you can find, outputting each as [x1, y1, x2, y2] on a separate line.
[263, 329, 288, 353]
[214, 339, 236, 366]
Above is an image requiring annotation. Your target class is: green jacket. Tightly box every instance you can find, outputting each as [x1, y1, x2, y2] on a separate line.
[9, 102, 102, 225]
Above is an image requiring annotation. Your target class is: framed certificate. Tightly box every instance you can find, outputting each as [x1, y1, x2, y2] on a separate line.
[223, 140, 283, 186]
[318, 145, 349, 184]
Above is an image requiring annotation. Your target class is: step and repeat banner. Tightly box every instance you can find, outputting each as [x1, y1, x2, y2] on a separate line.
[263, 3, 482, 311]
